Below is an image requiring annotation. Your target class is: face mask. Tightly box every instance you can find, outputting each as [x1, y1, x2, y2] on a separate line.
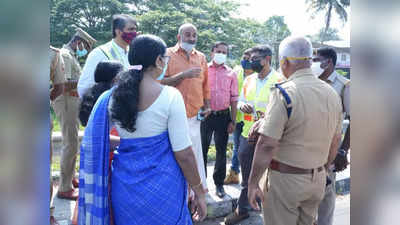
[76, 48, 87, 57]
[213, 53, 227, 65]
[157, 57, 169, 80]
[311, 62, 324, 77]
[241, 59, 252, 70]
[121, 31, 137, 44]
[250, 60, 263, 73]
[180, 41, 195, 52]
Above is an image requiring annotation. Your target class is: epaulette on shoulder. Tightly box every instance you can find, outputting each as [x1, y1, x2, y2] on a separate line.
[50, 46, 60, 52]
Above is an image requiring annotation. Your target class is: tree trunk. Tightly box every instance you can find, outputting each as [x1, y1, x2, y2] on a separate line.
[323, 2, 333, 44]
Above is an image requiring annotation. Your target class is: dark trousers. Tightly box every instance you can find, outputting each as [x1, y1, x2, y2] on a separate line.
[237, 135, 256, 214]
[231, 121, 244, 173]
[200, 112, 230, 186]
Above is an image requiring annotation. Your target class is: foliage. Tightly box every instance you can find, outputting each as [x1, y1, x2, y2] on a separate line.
[50, 0, 293, 65]
[305, 0, 349, 43]
[336, 69, 348, 77]
[309, 27, 341, 44]
[50, 0, 130, 48]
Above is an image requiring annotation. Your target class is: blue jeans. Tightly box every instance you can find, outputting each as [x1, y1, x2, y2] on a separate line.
[230, 122, 243, 173]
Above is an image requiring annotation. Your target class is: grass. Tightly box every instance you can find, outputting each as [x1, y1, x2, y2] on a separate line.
[51, 109, 85, 132]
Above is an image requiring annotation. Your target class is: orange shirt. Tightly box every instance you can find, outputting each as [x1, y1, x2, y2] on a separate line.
[165, 44, 210, 118]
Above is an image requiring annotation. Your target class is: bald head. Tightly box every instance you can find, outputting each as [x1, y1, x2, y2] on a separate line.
[177, 23, 198, 48]
[279, 36, 313, 63]
[279, 36, 313, 78]
[178, 23, 197, 35]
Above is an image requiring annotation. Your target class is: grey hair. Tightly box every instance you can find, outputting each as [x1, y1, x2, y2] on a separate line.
[279, 36, 313, 63]
[178, 23, 197, 35]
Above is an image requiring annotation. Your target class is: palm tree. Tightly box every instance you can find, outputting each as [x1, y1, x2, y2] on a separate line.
[306, 0, 350, 42]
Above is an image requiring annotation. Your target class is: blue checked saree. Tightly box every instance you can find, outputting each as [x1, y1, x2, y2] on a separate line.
[78, 89, 192, 225]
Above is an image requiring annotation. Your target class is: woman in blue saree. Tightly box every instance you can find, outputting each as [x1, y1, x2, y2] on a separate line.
[78, 34, 207, 225]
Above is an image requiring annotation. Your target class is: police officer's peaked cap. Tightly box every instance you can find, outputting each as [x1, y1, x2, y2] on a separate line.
[75, 28, 96, 47]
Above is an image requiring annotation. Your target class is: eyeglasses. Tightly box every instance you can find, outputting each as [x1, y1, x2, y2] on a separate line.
[250, 55, 270, 62]
[279, 56, 312, 65]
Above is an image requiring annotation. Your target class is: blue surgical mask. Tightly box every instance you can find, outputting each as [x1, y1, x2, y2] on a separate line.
[76, 48, 88, 57]
[241, 59, 252, 69]
[157, 57, 169, 80]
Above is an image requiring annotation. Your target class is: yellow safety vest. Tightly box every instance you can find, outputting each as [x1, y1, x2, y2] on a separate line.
[241, 71, 281, 138]
[99, 41, 130, 69]
[233, 65, 245, 123]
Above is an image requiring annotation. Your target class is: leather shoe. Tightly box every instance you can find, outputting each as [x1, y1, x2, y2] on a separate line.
[216, 185, 226, 198]
[224, 209, 249, 225]
[72, 178, 79, 188]
[50, 216, 60, 225]
[57, 189, 78, 201]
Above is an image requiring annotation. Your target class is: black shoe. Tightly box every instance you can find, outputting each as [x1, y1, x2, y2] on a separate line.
[216, 185, 226, 198]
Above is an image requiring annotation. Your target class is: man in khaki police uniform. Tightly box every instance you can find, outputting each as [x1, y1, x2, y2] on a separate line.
[49, 45, 64, 225]
[51, 28, 96, 200]
[247, 36, 343, 225]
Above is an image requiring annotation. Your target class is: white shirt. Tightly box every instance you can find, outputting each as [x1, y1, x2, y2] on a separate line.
[238, 69, 274, 109]
[77, 39, 129, 98]
[108, 86, 192, 152]
[327, 71, 350, 115]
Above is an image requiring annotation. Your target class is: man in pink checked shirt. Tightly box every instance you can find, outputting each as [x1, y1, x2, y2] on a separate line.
[200, 41, 238, 198]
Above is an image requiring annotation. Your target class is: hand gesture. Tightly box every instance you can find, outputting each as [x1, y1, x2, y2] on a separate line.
[248, 119, 263, 145]
[189, 192, 207, 221]
[240, 103, 254, 114]
[333, 152, 349, 172]
[183, 67, 201, 79]
[227, 121, 235, 134]
[248, 183, 264, 211]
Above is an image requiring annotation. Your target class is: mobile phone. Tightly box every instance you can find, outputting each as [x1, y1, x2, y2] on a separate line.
[197, 110, 205, 121]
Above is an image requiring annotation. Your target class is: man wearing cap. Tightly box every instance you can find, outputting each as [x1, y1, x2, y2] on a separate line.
[77, 14, 138, 97]
[247, 36, 343, 225]
[52, 28, 96, 200]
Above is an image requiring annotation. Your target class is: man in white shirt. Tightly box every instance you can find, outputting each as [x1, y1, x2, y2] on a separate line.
[77, 14, 138, 97]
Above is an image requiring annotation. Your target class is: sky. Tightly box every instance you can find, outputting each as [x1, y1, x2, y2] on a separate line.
[235, 0, 350, 42]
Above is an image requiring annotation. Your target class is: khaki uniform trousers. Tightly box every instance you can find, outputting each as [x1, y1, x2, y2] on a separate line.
[52, 95, 80, 192]
[263, 168, 327, 225]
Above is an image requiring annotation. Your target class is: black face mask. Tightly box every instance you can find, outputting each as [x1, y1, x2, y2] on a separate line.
[250, 60, 263, 73]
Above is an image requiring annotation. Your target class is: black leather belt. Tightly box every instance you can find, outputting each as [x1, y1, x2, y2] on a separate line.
[211, 108, 230, 116]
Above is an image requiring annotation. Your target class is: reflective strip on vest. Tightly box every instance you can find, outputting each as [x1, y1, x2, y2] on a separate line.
[241, 72, 281, 138]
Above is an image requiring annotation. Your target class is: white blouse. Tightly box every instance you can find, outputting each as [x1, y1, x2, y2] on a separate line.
[109, 86, 192, 152]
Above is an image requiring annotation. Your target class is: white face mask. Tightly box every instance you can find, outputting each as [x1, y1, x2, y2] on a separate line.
[213, 53, 227, 65]
[180, 41, 195, 52]
[311, 62, 324, 77]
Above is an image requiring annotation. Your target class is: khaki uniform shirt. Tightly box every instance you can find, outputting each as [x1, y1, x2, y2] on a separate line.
[49, 47, 64, 85]
[59, 45, 81, 84]
[259, 68, 342, 169]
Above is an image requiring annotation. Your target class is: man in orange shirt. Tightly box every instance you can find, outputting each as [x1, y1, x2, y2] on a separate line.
[162, 23, 211, 192]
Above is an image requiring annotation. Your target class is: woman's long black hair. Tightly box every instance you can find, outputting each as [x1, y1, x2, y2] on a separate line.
[79, 61, 123, 126]
[111, 34, 167, 132]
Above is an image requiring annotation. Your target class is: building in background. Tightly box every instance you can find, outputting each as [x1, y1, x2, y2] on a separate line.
[313, 40, 351, 78]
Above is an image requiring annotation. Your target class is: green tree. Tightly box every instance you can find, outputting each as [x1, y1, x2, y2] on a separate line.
[310, 27, 341, 43]
[305, 0, 349, 43]
[253, 16, 291, 69]
[50, 0, 130, 48]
